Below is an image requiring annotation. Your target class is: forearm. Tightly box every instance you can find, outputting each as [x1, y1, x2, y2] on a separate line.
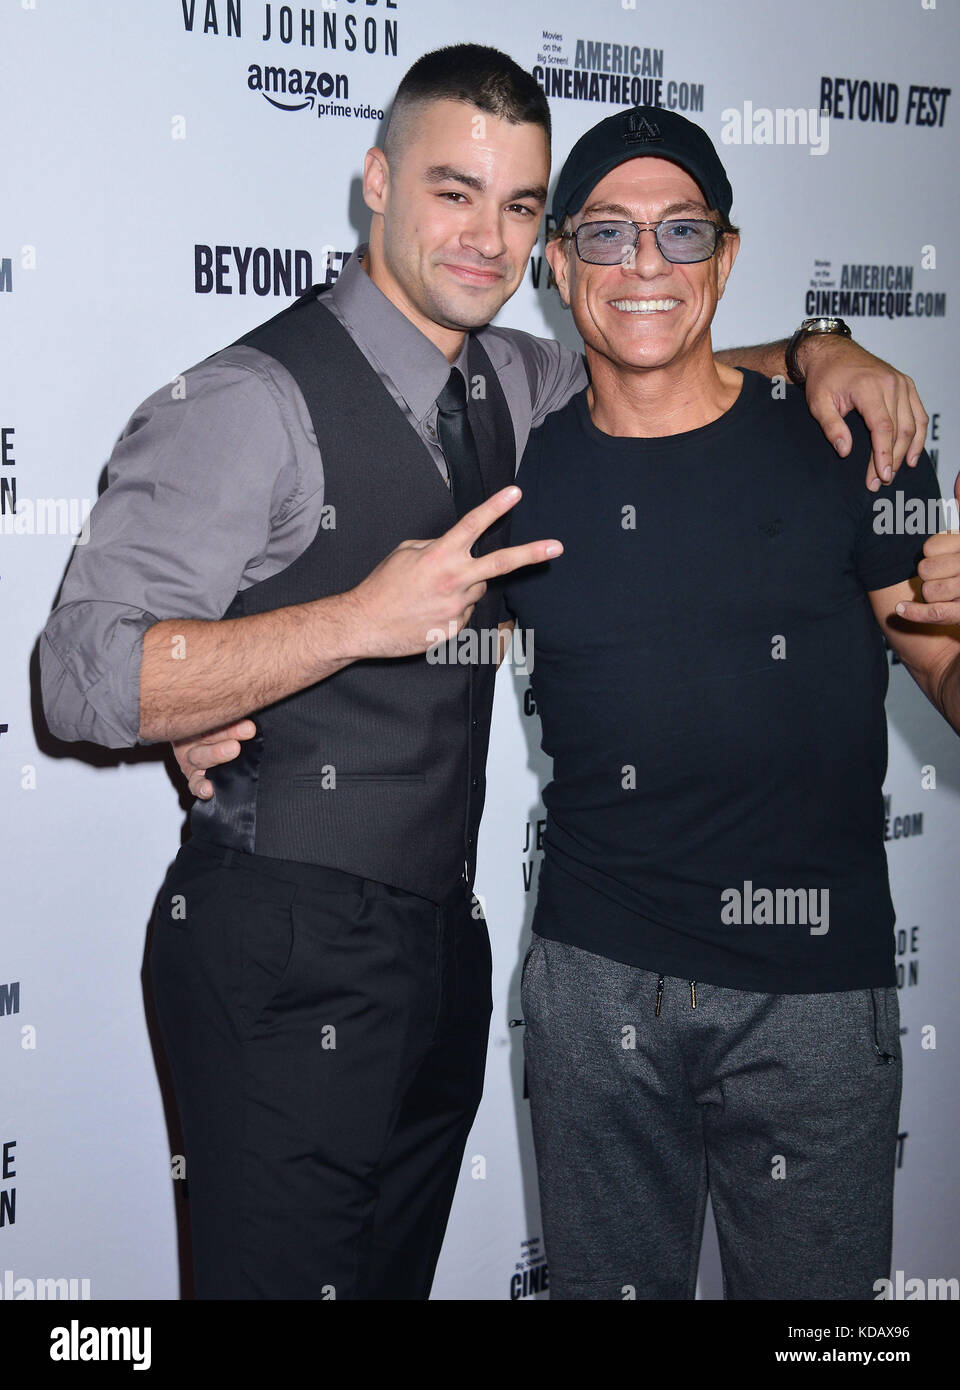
[139, 592, 366, 742]
[932, 651, 960, 737]
[715, 340, 789, 378]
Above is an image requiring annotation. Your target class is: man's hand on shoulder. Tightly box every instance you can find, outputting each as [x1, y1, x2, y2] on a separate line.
[894, 470, 960, 629]
[798, 335, 928, 492]
[867, 474, 960, 738]
[172, 719, 257, 800]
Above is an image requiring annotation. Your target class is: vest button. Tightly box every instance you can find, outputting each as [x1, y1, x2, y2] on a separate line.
[472, 776, 479, 789]
[471, 717, 479, 731]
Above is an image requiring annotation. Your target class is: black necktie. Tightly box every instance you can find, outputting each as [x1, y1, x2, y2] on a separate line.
[435, 369, 486, 520]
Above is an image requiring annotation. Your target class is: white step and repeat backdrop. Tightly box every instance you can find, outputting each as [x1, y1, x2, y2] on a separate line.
[2, 0, 957, 1301]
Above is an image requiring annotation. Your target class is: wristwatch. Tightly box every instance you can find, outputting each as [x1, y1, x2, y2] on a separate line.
[785, 317, 852, 387]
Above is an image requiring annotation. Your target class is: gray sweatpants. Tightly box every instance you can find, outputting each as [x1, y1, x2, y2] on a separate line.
[521, 934, 902, 1300]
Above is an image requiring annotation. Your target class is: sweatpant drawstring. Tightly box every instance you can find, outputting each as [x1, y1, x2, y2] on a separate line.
[653, 975, 698, 1014]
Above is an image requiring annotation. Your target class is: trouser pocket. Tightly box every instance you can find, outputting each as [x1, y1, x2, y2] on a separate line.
[869, 986, 901, 1066]
[520, 934, 540, 994]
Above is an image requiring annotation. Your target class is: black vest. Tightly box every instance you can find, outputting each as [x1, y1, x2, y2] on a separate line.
[189, 286, 516, 902]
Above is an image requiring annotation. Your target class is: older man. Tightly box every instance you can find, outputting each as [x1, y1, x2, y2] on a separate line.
[505, 107, 960, 1300]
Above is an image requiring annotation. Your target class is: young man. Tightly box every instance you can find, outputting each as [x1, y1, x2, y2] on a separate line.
[41, 45, 929, 1300]
[505, 106, 960, 1300]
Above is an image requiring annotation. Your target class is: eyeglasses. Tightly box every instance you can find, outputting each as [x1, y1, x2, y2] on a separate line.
[564, 218, 721, 265]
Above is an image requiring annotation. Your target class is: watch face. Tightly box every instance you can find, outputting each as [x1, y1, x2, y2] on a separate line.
[807, 317, 850, 335]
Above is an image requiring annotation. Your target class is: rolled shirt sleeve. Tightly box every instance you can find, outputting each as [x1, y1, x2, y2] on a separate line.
[40, 346, 318, 747]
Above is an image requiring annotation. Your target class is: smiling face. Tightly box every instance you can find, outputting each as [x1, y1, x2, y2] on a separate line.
[546, 157, 739, 376]
[362, 98, 550, 351]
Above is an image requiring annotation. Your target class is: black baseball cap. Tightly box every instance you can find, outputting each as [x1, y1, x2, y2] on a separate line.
[552, 106, 733, 226]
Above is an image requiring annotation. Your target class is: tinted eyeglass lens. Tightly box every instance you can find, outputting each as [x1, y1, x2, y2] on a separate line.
[657, 219, 718, 261]
[575, 222, 636, 262]
[575, 219, 719, 264]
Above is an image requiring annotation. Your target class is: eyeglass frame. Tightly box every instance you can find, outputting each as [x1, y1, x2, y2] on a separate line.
[561, 216, 725, 266]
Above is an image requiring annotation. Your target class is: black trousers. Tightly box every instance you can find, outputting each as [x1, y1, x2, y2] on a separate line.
[149, 836, 492, 1299]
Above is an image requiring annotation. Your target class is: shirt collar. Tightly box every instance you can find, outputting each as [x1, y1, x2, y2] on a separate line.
[329, 244, 471, 421]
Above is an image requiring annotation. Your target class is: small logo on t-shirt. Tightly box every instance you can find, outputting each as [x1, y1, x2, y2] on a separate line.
[758, 518, 785, 537]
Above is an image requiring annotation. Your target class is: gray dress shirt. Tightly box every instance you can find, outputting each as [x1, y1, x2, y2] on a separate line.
[39, 245, 587, 748]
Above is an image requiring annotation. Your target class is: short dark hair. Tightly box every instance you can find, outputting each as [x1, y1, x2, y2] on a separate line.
[384, 44, 551, 163]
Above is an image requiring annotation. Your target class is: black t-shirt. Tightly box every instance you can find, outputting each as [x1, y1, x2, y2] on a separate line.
[504, 369, 941, 992]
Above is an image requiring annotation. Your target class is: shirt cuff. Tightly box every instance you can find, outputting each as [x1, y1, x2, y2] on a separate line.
[41, 605, 158, 748]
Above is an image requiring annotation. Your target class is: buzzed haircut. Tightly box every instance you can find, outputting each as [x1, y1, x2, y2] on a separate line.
[384, 44, 551, 165]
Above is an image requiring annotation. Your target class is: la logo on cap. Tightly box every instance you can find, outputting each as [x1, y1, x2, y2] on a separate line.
[623, 113, 662, 144]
